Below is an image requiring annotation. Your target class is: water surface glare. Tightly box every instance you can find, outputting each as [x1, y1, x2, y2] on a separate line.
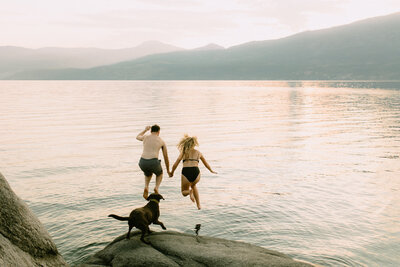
[1, 81, 399, 266]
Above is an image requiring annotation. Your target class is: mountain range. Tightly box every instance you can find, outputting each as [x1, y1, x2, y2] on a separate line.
[3, 12, 400, 80]
[0, 41, 184, 79]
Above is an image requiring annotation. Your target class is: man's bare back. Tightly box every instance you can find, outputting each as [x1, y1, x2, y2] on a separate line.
[141, 134, 165, 159]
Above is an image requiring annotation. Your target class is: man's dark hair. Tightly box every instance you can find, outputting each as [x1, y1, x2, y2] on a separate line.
[151, 124, 160, 132]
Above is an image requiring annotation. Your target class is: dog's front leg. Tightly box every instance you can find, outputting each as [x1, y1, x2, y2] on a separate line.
[140, 226, 151, 244]
[153, 219, 167, 230]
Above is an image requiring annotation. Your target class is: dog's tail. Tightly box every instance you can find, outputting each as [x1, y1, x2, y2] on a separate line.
[108, 214, 129, 221]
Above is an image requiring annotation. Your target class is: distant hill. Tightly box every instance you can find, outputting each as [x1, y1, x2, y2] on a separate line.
[4, 12, 400, 80]
[192, 43, 225, 51]
[0, 41, 183, 78]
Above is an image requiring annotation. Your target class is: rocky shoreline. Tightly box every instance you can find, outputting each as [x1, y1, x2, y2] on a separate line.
[78, 230, 313, 267]
[0, 172, 67, 266]
[0, 172, 313, 267]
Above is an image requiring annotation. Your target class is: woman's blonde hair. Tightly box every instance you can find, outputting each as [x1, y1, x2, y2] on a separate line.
[178, 134, 199, 158]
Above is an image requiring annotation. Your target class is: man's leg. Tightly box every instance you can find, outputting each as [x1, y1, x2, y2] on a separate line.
[154, 173, 162, 194]
[143, 174, 152, 199]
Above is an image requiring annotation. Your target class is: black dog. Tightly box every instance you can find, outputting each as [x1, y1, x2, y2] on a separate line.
[108, 193, 166, 244]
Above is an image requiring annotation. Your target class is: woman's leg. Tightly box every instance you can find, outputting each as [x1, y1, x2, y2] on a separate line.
[189, 187, 195, 202]
[181, 175, 191, 196]
[191, 175, 201, 210]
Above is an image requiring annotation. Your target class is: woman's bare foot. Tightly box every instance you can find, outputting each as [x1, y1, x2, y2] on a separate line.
[189, 189, 195, 202]
[197, 205, 201, 210]
[154, 187, 159, 194]
[143, 188, 149, 199]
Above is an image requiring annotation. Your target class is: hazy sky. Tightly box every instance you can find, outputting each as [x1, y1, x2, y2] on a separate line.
[2, 0, 400, 49]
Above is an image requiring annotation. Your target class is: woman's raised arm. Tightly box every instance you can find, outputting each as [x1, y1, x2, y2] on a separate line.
[200, 154, 217, 174]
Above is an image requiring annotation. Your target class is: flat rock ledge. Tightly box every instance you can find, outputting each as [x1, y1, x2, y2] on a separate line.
[0, 172, 68, 267]
[79, 230, 313, 267]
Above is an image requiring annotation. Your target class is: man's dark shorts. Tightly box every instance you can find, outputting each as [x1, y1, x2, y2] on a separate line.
[139, 158, 163, 177]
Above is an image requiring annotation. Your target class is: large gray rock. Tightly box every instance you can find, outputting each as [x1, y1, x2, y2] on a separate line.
[0, 172, 68, 267]
[80, 231, 313, 267]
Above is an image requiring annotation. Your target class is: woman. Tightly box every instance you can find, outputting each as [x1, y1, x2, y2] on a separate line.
[170, 135, 217, 210]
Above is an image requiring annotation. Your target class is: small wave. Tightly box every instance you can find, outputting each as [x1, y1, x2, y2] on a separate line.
[317, 255, 366, 267]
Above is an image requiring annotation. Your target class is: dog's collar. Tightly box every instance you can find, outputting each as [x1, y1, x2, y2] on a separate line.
[149, 199, 159, 204]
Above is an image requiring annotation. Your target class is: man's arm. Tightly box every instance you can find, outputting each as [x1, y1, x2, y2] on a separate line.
[161, 143, 170, 174]
[136, 126, 151, 141]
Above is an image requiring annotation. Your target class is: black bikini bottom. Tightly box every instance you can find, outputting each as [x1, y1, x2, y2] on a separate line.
[182, 167, 200, 183]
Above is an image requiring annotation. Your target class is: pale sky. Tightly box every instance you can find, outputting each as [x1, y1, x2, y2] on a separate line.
[2, 0, 400, 49]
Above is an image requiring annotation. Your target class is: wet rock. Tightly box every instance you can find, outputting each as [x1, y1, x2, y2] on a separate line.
[79, 231, 313, 267]
[0, 172, 68, 267]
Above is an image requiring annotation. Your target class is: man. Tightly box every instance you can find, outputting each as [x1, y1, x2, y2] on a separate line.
[136, 124, 170, 199]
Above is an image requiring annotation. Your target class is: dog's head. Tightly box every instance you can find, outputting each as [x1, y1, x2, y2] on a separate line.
[147, 193, 165, 202]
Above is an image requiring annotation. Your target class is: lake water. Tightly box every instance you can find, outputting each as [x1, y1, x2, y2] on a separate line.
[1, 81, 399, 266]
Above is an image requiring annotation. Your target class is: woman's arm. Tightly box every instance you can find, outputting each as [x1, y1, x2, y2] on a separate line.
[200, 154, 217, 174]
[170, 153, 183, 177]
